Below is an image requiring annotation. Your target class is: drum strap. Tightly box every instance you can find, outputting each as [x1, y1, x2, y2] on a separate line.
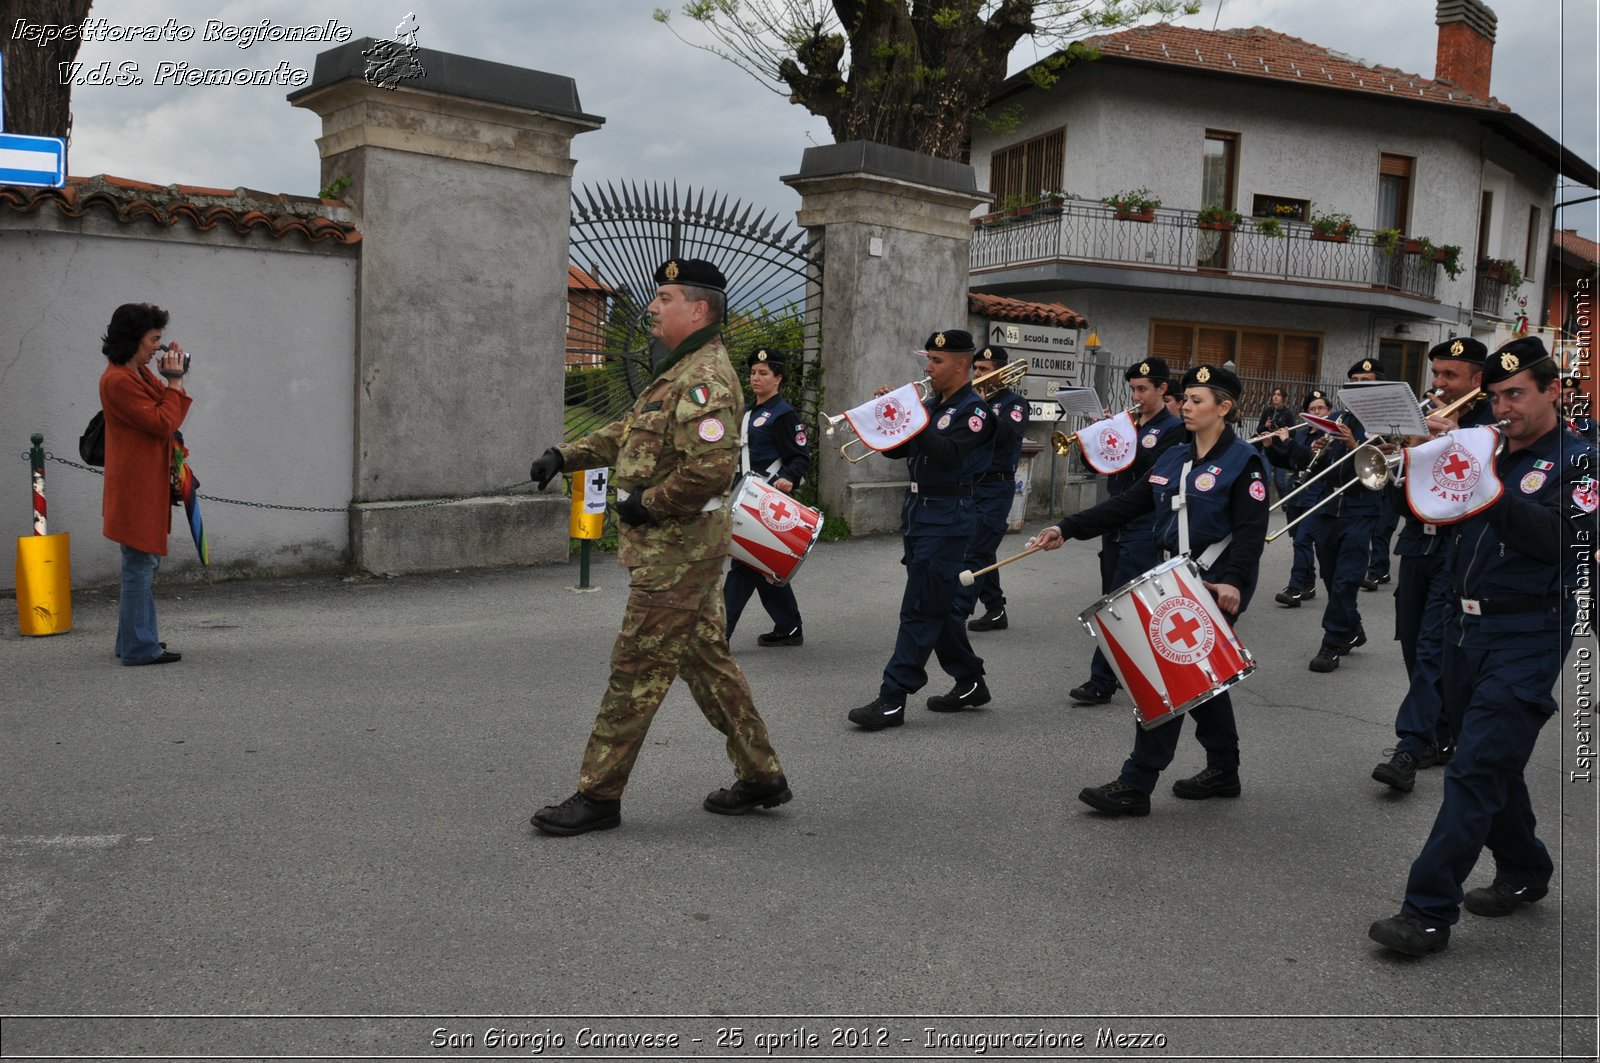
[1174, 460, 1232, 570]
[739, 411, 753, 475]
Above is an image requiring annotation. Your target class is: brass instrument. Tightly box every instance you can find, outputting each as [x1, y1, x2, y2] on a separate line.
[1052, 404, 1142, 456]
[974, 359, 1029, 398]
[822, 375, 933, 464]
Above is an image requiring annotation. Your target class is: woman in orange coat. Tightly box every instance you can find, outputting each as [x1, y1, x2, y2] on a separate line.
[100, 303, 192, 666]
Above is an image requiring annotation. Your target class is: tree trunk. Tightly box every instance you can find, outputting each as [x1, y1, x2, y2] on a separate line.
[0, 0, 97, 140]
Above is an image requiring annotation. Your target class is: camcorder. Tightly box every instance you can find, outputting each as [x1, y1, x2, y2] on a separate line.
[157, 343, 192, 377]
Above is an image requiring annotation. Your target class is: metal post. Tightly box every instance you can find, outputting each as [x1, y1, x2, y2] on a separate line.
[579, 539, 593, 589]
[29, 432, 46, 536]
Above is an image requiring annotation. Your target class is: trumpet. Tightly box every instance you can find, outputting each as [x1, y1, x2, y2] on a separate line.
[974, 359, 1029, 398]
[822, 375, 933, 463]
[1051, 405, 1140, 456]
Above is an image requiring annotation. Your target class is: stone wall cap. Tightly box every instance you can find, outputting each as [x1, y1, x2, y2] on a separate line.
[288, 38, 605, 126]
[783, 141, 976, 195]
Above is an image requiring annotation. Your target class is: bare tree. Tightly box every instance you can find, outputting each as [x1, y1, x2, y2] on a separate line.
[2, 0, 96, 140]
[655, 0, 1199, 160]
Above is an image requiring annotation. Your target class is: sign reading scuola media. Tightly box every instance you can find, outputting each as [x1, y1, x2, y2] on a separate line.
[987, 320, 1087, 420]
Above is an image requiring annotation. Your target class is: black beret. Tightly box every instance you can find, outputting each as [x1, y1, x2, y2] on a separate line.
[1303, 389, 1329, 410]
[1124, 357, 1171, 382]
[1180, 363, 1240, 399]
[975, 344, 1009, 365]
[746, 348, 787, 373]
[1347, 357, 1386, 379]
[654, 258, 725, 291]
[919, 329, 976, 354]
[1483, 336, 1553, 387]
[1428, 336, 1487, 365]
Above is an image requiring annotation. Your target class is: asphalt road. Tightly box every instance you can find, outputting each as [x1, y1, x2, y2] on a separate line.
[2, 521, 1595, 1062]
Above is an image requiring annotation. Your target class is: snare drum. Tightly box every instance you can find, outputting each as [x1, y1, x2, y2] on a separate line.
[728, 474, 824, 586]
[1077, 555, 1255, 729]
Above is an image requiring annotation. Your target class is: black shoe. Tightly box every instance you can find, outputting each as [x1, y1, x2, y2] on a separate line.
[1360, 577, 1379, 592]
[1274, 586, 1303, 608]
[704, 774, 793, 815]
[1343, 627, 1368, 652]
[129, 649, 182, 666]
[1299, 585, 1317, 601]
[967, 608, 1008, 632]
[848, 698, 905, 730]
[1309, 645, 1341, 672]
[1172, 766, 1241, 800]
[1432, 744, 1454, 767]
[1463, 879, 1549, 917]
[1068, 681, 1115, 705]
[1413, 745, 1449, 770]
[1372, 750, 1418, 792]
[531, 791, 621, 836]
[1374, 572, 1392, 585]
[1078, 779, 1151, 817]
[756, 627, 803, 647]
[927, 678, 991, 712]
[1369, 913, 1450, 955]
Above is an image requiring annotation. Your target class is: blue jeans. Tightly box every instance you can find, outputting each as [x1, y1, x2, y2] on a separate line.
[116, 545, 163, 665]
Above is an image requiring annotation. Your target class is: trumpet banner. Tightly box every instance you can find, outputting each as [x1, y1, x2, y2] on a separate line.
[1403, 425, 1503, 525]
[842, 382, 930, 453]
[1074, 410, 1138, 475]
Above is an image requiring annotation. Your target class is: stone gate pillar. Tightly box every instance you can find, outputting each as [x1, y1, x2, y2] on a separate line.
[782, 142, 987, 534]
[290, 41, 603, 574]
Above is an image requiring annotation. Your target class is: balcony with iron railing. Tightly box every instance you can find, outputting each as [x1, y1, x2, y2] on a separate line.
[969, 200, 1444, 307]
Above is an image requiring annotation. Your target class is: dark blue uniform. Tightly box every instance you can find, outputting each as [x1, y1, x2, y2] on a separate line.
[878, 383, 995, 705]
[964, 386, 1030, 618]
[1401, 423, 1595, 927]
[1057, 427, 1269, 793]
[723, 394, 811, 638]
[1085, 407, 1184, 694]
[1267, 426, 1329, 594]
[1387, 398, 1498, 762]
[1310, 411, 1379, 655]
[1255, 402, 1296, 499]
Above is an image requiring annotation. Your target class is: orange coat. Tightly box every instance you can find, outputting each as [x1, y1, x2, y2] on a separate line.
[100, 363, 192, 555]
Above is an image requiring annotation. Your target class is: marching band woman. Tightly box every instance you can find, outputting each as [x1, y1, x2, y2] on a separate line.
[1034, 364, 1269, 817]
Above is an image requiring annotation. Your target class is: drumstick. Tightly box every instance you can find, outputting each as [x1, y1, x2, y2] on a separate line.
[959, 543, 1045, 586]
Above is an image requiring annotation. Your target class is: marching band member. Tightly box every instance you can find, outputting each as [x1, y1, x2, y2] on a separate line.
[1268, 389, 1332, 607]
[1371, 337, 1492, 792]
[964, 344, 1030, 633]
[1035, 364, 1269, 816]
[723, 347, 811, 645]
[848, 329, 996, 731]
[1370, 336, 1596, 956]
[1065, 358, 1183, 705]
[1305, 358, 1383, 673]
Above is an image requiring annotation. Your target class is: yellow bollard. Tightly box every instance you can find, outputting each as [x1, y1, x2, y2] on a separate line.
[15, 532, 73, 636]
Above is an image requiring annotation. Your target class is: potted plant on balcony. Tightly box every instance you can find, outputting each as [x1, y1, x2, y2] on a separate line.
[1479, 258, 1525, 288]
[1402, 235, 1435, 256]
[1309, 211, 1355, 242]
[1040, 189, 1068, 214]
[1102, 187, 1161, 222]
[1372, 228, 1402, 257]
[1197, 205, 1244, 231]
[1002, 192, 1035, 221]
[1436, 244, 1464, 280]
[1255, 217, 1285, 238]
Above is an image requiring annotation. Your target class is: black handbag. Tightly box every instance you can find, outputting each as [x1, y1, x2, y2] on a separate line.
[79, 410, 106, 466]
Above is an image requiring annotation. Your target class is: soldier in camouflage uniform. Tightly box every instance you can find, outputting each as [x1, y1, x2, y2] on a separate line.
[526, 258, 791, 836]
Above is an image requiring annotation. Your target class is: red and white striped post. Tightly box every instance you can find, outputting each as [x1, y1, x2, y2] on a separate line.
[30, 432, 47, 535]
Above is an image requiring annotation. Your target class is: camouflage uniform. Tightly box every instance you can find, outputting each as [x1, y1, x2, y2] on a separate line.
[558, 334, 784, 799]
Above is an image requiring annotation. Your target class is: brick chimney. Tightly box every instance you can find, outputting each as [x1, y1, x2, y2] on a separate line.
[1435, 0, 1497, 99]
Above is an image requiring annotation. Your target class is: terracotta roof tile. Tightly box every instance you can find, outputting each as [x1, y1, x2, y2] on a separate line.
[1554, 229, 1600, 266]
[969, 292, 1088, 329]
[0, 174, 361, 246]
[567, 264, 614, 293]
[1082, 23, 1509, 112]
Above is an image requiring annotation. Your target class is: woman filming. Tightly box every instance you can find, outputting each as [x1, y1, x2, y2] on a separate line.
[100, 303, 192, 666]
[1034, 364, 1269, 816]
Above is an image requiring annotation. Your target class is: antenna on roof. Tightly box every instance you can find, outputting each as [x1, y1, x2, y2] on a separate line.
[1212, 0, 1224, 30]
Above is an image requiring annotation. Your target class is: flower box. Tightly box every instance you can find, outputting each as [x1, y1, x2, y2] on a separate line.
[1113, 208, 1156, 222]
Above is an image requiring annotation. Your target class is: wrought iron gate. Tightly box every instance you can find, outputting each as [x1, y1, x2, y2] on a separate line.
[565, 182, 824, 441]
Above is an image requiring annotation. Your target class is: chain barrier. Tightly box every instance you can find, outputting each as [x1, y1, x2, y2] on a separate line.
[23, 451, 535, 513]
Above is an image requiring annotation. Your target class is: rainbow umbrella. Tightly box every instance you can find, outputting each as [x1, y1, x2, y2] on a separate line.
[172, 432, 209, 566]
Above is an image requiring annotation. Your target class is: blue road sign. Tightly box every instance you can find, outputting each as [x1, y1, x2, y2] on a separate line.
[0, 133, 67, 188]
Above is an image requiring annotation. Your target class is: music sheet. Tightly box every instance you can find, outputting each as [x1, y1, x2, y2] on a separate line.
[1337, 381, 1429, 436]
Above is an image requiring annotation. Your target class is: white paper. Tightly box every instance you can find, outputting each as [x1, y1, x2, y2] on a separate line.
[1337, 381, 1428, 437]
[1050, 386, 1106, 419]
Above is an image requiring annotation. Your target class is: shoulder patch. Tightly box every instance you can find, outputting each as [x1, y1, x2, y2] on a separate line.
[968, 415, 985, 433]
[689, 383, 711, 406]
[698, 418, 725, 442]
[1249, 480, 1267, 502]
[1574, 479, 1598, 513]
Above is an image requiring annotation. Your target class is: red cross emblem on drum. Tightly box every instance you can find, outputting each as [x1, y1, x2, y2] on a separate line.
[758, 493, 802, 532]
[1430, 444, 1481, 498]
[1095, 428, 1131, 465]
[1148, 596, 1216, 665]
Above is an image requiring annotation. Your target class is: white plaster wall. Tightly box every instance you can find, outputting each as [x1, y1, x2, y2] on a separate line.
[0, 225, 356, 590]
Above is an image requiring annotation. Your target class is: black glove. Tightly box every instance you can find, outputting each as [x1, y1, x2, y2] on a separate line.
[529, 448, 563, 490]
[615, 491, 653, 526]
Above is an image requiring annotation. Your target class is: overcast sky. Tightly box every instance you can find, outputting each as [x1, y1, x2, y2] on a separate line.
[15, 0, 1600, 239]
